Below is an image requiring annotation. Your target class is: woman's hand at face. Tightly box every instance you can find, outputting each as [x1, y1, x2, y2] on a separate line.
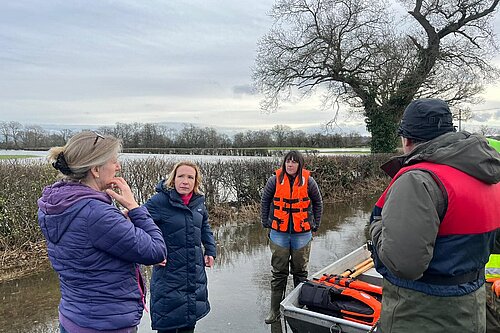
[105, 177, 139, 211]
[204, 255, 215, 268]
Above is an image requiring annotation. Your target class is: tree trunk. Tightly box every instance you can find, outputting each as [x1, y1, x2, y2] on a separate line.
[365, 107, 399, 153]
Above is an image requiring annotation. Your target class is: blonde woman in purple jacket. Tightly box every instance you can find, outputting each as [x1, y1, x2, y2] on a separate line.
[38, 131, 166, 333]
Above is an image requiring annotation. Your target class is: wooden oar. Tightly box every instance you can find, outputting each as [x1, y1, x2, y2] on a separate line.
[350, 260, 375, 278]
[340, 258, 373, 277]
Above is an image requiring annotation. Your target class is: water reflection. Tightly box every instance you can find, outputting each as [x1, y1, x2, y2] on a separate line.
[0, 270, 59, 333]
[0, 199, 376, 333]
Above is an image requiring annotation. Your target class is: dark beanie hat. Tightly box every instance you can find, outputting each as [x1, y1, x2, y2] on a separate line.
[398, 98, 456, 141]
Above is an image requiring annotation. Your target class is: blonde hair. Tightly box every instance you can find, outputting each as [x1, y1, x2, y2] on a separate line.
[48, 131, 122, 181]
[165, 161, 202, 194]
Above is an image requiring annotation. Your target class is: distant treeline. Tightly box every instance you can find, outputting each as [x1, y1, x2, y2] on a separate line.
[0, 121, 368, 150]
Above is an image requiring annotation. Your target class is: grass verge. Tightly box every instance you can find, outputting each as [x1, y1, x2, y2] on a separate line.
[0, 155, 38, 159]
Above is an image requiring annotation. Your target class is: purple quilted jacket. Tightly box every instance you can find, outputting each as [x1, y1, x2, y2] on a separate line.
[37, 181, 166, 331]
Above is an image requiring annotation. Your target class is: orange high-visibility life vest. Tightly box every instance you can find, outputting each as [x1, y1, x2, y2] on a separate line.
[317, 275, 383, 298]
[271, 168, 312, 233]
[299, 279, 381, 326]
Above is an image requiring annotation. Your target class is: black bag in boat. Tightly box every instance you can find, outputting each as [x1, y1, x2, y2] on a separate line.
[298, 280, 381, 325]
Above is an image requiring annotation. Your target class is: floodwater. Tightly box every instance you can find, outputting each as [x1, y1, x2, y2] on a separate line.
[0, 150, 271, 162]
[0, 199, 375, 333]
[0, 148, 369, 161]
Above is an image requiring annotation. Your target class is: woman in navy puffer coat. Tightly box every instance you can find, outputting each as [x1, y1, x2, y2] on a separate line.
[37, 132, 166, 333]
[144, 161, 216, 333]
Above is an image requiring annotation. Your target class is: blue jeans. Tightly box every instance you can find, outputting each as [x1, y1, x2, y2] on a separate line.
[269, 233, 312, 289]
[269, 229, 312, 250]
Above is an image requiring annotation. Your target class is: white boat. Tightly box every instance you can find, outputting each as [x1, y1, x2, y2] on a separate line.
[280, 244, 382, 333]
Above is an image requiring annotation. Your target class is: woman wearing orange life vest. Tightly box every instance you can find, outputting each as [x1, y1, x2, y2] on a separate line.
[261, 150, 323, 324]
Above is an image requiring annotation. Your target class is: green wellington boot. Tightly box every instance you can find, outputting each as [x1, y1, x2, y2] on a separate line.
[265, 289, 284, 324]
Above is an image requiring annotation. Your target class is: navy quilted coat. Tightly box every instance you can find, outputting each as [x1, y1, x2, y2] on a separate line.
[144, 181, 217, 330]
[37, 181, 166, 330]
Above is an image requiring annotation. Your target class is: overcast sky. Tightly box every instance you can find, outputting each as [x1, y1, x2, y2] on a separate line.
[0, 0, 499, 134]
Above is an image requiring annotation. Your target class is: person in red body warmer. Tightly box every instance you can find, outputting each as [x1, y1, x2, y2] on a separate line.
[485, 138, 500, 332]
[369, 98, 500, 333]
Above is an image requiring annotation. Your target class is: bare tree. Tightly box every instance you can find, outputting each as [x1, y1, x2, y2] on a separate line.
[20, 125, 46, 148]
[235, 129, 274, 147]
[6, 121, 23, 148]
[254, 0, 500, 152]
[0, 122, 9, 146]
[288, 130, 308, 147]
[59, 129, 74, 143]
[141, 123, 160, 148]
[176, 125, 205, 148]
[452, 106, 473, 131]
[271, 124, 292, 146]
[478, 124, 497, 136]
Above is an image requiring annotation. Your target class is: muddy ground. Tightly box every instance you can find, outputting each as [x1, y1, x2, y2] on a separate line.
[0, 241, 51, 283]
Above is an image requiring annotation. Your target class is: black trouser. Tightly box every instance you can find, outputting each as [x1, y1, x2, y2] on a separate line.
[487, 282, 500, 332]
[158, 328, 195, 333]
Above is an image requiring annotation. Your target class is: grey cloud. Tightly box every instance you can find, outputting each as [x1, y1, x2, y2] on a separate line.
[233, 85, 256, 95]
[0, 0, 274, 106]
[473, 113, 492, 123]
[1, 1, 498, 131]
